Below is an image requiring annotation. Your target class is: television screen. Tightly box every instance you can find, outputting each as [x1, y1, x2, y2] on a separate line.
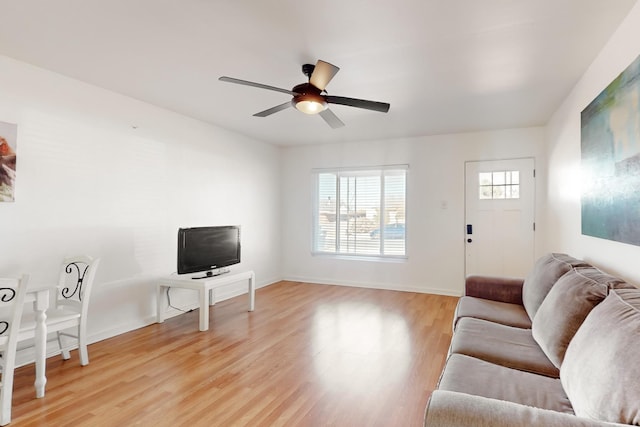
[177, 226, 241, 275]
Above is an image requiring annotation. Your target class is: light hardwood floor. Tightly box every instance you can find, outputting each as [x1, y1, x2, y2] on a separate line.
[11, 281, 458, 427]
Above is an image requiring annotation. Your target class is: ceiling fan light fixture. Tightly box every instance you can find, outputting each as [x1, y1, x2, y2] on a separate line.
[293, 93, 327, 115]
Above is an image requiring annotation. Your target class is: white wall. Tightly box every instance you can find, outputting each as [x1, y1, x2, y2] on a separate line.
[545, 1, 640, 285]
[0, 55, 282, 346]
[282, 128, 545, 296]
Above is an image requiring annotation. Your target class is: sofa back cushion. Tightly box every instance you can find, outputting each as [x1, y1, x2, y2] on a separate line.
[560, 288, 640, 424]
[522, 253, 589, 320]
[531, 267, 630, 367]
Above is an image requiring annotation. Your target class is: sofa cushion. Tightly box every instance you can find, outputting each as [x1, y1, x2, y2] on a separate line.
[438, 354, 573, 414]
[425, 391, 617, 427]
[522, 253, 589, 320]
[561, 288, 640, 425]
[454, 296, 531, 329]
[450, 317, 559, 378]
[532, 267, 631, 368]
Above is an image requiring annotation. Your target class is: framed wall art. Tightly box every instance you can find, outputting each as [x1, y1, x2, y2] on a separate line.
[581, 53, 640, 246]
[0, 120, 18, 203]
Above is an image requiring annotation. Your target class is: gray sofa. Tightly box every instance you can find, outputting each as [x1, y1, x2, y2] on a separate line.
[424, 253, 640, 426]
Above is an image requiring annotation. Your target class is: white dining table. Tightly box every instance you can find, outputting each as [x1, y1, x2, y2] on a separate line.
[24, 286, 50, 398]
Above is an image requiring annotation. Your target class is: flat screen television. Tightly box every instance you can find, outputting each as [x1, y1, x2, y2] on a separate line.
[177, 225, 241, 276]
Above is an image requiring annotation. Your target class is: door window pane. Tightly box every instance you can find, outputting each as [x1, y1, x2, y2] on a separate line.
[478, 170, 520, 200]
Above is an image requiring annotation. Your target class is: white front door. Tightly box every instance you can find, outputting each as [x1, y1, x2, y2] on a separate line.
[464, 158, 535, 277]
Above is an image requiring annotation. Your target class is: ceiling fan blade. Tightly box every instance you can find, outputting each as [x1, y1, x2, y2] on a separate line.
[319, 109, 345, 129]
[326, 95, 390, 113]
[219, 76, 297, 95]
[253, 102, 292, 117]
[310, 60, 340, 91]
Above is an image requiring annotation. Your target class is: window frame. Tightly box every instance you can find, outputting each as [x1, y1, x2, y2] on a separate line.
[311, 164, 408, 260]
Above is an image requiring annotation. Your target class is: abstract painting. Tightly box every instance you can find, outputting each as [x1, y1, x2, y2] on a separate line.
[581, 53, 640, 246]
[0, 121, 17, 202]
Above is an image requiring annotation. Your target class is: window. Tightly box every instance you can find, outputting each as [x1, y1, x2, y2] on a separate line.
[313, 166, 407, 257]
[479, 170, 520, 199]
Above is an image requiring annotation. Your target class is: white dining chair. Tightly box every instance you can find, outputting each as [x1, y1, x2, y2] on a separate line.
[19, 256, 100, 366]
[0, 275, 29, 426]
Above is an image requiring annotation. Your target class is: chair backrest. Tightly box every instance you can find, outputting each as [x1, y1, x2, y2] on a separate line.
[0, 275, 29, 356]
[0, 275, 28, 425]
[56, 256, 100, 318]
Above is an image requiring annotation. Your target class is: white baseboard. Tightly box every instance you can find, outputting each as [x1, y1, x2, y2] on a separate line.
[282, 275, 462, 297]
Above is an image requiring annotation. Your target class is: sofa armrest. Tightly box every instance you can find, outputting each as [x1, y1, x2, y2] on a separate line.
[465, 275, 524, 304]
[424, 391, 626, 427]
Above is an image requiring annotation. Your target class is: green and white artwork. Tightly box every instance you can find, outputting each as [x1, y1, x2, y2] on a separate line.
[0, 121, 18, 202]
[581, 53, 640, 246]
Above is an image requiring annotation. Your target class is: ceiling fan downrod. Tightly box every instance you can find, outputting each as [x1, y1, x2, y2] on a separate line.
[302, 63, 316, 80]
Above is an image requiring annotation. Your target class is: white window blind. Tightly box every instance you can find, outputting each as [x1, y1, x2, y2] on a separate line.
[313, 166, 407, 258]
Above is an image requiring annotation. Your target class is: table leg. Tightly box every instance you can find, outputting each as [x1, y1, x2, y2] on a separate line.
[248, 272, 255, 312]
[199, 288, 209, 331]
[157, 285, 166, 324]
[34, 304, 47, 398]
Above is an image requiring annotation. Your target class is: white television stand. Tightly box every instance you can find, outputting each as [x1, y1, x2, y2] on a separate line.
[156, 270, 255, 331]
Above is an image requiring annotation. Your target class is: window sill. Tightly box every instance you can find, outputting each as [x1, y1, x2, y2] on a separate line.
[311, 252, 408, 263]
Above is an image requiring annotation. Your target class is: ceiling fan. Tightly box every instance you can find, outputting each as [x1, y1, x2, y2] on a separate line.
[219, 60, 390, 129]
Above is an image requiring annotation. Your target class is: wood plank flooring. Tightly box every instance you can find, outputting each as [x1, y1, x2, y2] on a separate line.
[10, 281, 458, 427]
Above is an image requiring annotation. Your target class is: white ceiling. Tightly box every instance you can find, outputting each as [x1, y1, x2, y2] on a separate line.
[0, 0, 636, 146]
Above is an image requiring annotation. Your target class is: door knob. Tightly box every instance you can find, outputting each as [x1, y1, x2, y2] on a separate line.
[467, 238, 472, 243]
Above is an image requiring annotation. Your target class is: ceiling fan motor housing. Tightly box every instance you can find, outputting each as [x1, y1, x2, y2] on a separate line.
[291, 83, 327, 114]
